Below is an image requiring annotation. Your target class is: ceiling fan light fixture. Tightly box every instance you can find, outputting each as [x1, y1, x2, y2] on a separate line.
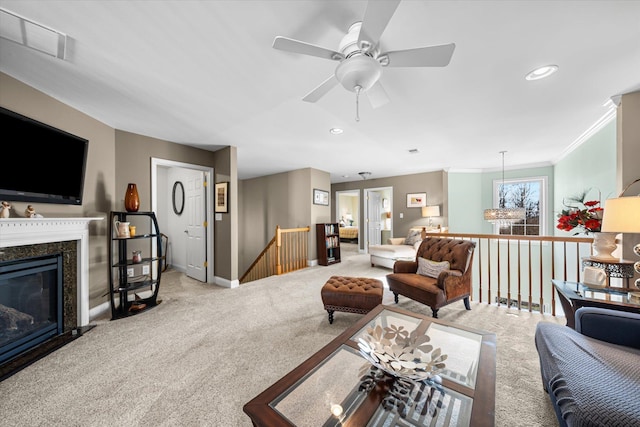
[339, 22, 363, 57]
[525, 65, 558, 81]
[335, 55, 382, 92]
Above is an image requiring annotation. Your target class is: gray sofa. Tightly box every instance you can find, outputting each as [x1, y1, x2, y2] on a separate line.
[534, 307, 640, 427]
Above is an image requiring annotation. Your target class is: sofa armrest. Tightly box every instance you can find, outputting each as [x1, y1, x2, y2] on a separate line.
[393, 260, 418, 274]
[436, 269, 462, 289]
[388, 237, 406, 245]
[575, 307, 640, 349]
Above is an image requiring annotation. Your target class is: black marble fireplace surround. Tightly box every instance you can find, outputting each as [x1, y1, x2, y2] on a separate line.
[0, 241, 83, 380]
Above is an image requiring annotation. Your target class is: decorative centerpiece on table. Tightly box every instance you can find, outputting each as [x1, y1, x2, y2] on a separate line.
[557, 189, 616, 260]
[357, 324, 447, 418]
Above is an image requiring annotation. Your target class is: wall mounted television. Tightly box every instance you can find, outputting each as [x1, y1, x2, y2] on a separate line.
[0, 107, 88, 205]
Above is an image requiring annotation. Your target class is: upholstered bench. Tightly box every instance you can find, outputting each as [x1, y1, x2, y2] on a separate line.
[320, 276, 383, 324]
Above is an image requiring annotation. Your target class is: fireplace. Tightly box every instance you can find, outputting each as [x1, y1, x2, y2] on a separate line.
[0, 254, 63, 364]
[0, 217, 101, 378]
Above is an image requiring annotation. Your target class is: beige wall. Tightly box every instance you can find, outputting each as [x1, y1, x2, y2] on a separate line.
[213, 146, 237, 281]
[1, 72, 236, 311]
[332, 170, 446, 249]
[1, 72, 115, 308]
[616, 90, 640, 278]
[616, 91, 640, 195]
[238, 167, 330, 274]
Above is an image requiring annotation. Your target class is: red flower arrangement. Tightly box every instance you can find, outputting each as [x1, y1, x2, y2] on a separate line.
[557, 190, 603, 235]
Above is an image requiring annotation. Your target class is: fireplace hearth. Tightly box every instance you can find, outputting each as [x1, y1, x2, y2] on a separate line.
[0, 254, 64, 365]
[0, 217, 102, 380]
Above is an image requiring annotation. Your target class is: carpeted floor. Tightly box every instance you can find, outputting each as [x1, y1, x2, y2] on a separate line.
[0, 250, 563, 426]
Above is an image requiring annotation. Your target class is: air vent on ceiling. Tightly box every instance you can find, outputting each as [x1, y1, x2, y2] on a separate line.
[0, 8, 67, 59]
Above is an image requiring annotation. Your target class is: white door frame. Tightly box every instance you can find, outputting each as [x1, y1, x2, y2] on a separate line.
[364, 186, 393, 253]
[151, 157, 215, 284]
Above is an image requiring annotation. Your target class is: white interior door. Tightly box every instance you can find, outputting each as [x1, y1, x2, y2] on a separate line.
[367, 191, 382, 246]
[186, 173, 206, 282]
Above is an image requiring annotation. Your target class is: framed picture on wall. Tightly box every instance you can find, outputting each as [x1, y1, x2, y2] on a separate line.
[406, 192, 427, 208]
[313, 188, 329, 206]
[215, 182, 229, 213]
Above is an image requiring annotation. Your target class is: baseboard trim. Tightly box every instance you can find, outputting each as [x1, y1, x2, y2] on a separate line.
[215, 276, 239, 288]
[89, 301, 110, 322]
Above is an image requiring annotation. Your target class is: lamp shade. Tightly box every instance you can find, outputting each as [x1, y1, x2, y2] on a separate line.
[422, 206, 440, 217]
[601, 197, 640, 233]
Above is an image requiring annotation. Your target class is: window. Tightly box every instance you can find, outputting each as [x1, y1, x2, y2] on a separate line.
[492, 177, 546, 236]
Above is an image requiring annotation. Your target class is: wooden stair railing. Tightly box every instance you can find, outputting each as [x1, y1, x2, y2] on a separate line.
[240, 225, 310, 284]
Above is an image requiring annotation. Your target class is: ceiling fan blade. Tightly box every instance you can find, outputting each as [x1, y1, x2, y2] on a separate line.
[381, 43, 456, 67]
[273, 36, 344, 61]
[302, 75, 339, 103]
[366, 81, 390, 109]
[357, 0, 401, 51]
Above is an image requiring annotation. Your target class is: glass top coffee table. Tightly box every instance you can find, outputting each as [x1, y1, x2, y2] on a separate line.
[243, 304, 496, 426]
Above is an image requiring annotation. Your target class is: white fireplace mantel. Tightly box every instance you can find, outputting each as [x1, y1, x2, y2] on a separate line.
[0, 217, 103, 327]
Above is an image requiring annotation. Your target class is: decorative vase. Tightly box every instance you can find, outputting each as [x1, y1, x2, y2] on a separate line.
[591, 232, 617, 260]
[124, 183, 140, 212]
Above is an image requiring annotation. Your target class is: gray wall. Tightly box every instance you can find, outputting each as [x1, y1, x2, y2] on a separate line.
[238, 167, 330, 274]
[331, 170, 447, 249]
[331, 171, 448, 249]
[0, 72, 237, 310]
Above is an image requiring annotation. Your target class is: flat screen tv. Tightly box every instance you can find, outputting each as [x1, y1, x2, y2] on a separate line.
[0, 107, 88, 205]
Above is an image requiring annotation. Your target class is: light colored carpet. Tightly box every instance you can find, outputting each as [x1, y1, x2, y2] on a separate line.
[0, 251, 563, 426]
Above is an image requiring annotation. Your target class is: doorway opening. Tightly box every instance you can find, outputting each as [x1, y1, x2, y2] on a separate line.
[364, 187, 393, 251]
[151, 158, 214, 284]
[335, 190, 360, 255]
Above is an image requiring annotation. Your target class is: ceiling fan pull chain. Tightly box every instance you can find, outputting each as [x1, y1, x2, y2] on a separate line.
[355, 85, 361, 122]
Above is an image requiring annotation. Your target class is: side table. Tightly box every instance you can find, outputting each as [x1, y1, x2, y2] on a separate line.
[552, 279, 640, 329]
[581, 257, 635, 288]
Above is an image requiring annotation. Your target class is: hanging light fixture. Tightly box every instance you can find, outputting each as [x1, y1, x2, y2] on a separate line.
[484, 151, 526, 226]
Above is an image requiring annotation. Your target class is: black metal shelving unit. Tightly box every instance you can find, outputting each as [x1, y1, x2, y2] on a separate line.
[108, 211, 162, 320]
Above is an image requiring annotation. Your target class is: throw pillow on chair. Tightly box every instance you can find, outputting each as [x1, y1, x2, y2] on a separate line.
[417, 258, 450, 278]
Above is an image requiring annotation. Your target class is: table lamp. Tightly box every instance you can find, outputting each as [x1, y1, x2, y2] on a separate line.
[345, 213, 353, 226]
[422, 205, 440, 227]
[600, 178, 640, 295]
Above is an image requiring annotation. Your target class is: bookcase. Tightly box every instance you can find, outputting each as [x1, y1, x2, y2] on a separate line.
[316, 223, 341, 266]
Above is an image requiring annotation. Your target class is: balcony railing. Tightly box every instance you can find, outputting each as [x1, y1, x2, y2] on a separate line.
[425, 232, 600, 316]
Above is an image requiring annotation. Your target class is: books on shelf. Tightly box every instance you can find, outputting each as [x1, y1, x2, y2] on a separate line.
[325, 236, 339, 248]
[324, 224, 337, 235]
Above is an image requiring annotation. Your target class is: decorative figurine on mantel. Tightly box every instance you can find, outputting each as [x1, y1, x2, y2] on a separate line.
[0, 201, 11, 218]
[25, 205, 36, 217]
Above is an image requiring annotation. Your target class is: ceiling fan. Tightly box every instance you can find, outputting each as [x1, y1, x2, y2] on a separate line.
[272, 0, 455, 120]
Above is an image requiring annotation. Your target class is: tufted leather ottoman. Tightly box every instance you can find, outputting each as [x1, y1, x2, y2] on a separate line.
[321, 276, 384, 324]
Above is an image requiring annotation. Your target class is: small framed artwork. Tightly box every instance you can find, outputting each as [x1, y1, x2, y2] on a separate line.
[215, 182, 229, 213]
[313, 188, 329, 206]
[406, 192, 427, 208]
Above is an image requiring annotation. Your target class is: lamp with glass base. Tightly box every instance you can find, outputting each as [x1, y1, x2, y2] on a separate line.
[421, 205, 440, 228]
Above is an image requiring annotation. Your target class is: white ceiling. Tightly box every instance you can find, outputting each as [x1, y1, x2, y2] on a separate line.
[1, 1, 639, 183]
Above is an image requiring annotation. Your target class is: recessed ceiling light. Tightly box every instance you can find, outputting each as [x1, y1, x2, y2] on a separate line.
[525, 65, 558, 81]
[329, 128, 343, 135]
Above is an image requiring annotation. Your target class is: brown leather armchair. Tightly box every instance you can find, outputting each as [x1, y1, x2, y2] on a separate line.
[386, 237, 476, 318]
